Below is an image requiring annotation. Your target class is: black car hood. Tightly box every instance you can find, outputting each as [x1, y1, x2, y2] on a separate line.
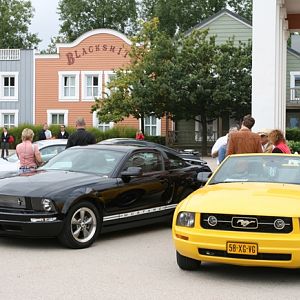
[0, 170, 112, 198]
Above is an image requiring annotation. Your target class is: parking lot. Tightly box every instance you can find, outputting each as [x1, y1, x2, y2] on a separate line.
[1, 222, 300, 300]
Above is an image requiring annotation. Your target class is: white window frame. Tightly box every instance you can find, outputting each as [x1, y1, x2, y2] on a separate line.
[92, 111, 114, 130]
[290, 71, 300, 101]
[0, 109, 19, 127]
[47, 109, 69, 126]
[0, 72, 19, 101]
[139, 116, 161, 136]
[104, 71, 116, 97]
[58, 71, 80, 101]
[81, 71, 103, 101]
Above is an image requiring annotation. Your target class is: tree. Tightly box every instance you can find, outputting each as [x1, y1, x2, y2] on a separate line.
[92, 21, 252, 155]
[58, 0, 138, 42]
[91, 18, 177, 133]
[172, 31, 252, 154]
[227, 0, 252, 21]
[140, 0, 227, 36]
[0, 0, 40, 48]
[40, 35, 67, 54]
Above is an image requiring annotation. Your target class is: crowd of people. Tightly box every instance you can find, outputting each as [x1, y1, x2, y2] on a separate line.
[1, 113, 293, 173]
[211, 114, 291, 165]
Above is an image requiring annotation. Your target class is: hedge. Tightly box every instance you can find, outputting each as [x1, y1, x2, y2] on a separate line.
[5, 125, 165, 149]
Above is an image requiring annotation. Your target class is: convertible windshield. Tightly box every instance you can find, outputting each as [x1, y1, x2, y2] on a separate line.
[40, 148, 124, 176]
[209, 155, 300, 185]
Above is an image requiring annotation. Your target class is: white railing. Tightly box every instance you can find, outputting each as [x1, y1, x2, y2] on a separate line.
[0, 49, 20, 60]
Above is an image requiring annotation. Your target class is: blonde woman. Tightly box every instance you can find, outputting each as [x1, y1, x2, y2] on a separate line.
[16, 128, 43, 173]
[268, 129, 291, 154]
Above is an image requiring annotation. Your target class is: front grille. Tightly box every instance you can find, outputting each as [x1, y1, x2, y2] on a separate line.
[199, 248, 291, 261]
[201, 213, 293, 233]
[0, 195, 27, 209]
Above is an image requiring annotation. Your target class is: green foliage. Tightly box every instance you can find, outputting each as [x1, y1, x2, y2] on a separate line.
[287, 140, 300, 154]
[0, 0, 41, 48]
[92, 20, 252, 155]
[286, 128, 300, 142]
[57, 0, 138, 42]
[140, 0, 252, 37]
[227, 0, 252, 21]
[92, 18, 177, 132]
[140, 0, 227, 36]
[6, 125, 139, 148]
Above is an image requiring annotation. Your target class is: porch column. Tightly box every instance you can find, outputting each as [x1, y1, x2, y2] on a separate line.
[252, 0, 289, 132]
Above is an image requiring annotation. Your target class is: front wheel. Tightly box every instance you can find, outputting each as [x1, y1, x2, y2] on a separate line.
[176, 251, 201, 270]
[59, 201, 101, 249]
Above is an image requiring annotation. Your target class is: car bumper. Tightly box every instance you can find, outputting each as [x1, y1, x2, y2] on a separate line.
[0, 210, 64, 237]
[173, 225, 300, 268]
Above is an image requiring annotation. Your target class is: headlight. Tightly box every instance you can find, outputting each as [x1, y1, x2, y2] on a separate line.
[176, 212, 195, 227]
[41, 198, 55, 212]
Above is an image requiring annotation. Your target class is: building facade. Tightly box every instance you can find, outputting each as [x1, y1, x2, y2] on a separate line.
[35, 29, 168, 136]
[0, 49, 34, 128]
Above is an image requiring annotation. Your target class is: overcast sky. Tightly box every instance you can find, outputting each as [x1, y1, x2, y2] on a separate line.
[30, 0, 60, 50]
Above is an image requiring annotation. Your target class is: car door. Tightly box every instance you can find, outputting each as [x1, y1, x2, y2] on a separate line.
[103, 149, 171, 222]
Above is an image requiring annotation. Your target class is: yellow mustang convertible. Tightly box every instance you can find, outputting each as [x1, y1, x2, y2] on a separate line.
[172, 154, 300, 270]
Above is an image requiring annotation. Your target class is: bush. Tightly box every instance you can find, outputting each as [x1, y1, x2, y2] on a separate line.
[288, 140, 300, 153]
[286, 128, 300, 141]
[6, 125, 166, 148]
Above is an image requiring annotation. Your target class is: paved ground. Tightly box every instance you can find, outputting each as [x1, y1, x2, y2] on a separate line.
[1, 225, 300, 299]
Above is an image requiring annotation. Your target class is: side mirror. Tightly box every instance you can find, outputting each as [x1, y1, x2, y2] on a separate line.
[121, 167, 143, 182]
[197, 171, 212, 184]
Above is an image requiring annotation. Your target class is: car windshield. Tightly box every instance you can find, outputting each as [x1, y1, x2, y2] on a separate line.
[209, 155, 300, 185]
[40, 148, 124, 176]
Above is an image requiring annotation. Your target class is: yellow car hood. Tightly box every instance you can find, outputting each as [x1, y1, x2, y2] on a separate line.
[182, 182, 300, 217]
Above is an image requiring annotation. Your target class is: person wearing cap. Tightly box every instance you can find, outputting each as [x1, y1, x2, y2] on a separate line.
[257, 129, 273, 153]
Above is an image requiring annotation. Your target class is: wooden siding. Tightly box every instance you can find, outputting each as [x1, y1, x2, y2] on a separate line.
[205, 14, 252, 45]
[36, 32, 132, 127]
[0, 49, 34, 124]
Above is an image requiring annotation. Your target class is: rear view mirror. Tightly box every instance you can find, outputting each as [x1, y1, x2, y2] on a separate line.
[121, 167, 143, 182]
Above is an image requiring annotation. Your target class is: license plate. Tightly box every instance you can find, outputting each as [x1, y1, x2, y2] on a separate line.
[227, 242, 258, 255]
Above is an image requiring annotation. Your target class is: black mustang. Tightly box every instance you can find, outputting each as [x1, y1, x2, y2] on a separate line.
[0, 145, 202, 248]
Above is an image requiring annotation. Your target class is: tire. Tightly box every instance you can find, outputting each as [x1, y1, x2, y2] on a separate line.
[58, 201, 101, 249]
[176, 251, 201, 270]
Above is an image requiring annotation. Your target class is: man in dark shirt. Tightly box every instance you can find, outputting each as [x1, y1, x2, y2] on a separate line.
[66, 117, 96, 148]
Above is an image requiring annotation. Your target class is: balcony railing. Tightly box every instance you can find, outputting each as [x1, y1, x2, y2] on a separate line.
[0, 49, 20, 60]
[288, 88, 300, 105]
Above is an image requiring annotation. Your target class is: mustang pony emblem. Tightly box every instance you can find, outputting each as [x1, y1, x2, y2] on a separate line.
[237, 219, 256, 227]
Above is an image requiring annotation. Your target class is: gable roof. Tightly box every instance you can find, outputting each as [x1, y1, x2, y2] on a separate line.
[185, 8, 252, 36]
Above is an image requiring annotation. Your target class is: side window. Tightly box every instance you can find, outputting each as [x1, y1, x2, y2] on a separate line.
[166, 153, 188, 169]
[40, 145, 66, 161]
[124, 151, 163, 173]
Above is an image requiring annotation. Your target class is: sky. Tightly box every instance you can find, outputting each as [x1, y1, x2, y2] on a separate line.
[30, 0, 60, 50]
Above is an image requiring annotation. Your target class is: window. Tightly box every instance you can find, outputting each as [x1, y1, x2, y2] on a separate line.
[124, 151, 163, 173]
[0, 72, 18, 100]
[47, 110, 68, 126]
[92, 111, 113, 131]
[0, 110, 18, 127]
[104, 71, 116, 97]
[58, 71, 79, 101]
[165, 153, 187, 169]
[144, 115, 161, 136]
[81, 71, 102, 101]
[290, 72, 300, 101]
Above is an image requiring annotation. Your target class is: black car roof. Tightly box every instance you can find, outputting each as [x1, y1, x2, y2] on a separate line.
[68, 144, 164, 153]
